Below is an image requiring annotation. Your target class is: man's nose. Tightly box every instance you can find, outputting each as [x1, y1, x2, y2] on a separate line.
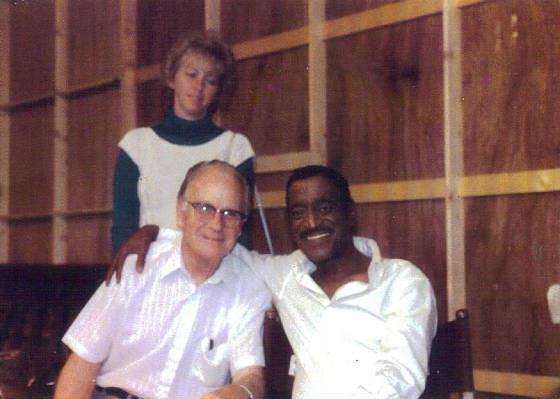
[303, 207, 319, 227]
[208, 210, 225, 228]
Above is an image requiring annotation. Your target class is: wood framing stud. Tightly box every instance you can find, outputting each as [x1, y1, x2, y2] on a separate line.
[0, 112, 9, 262]
[205, 0, 220, 32]
[443, 0, 466, 320]
[308, 0, 327, 166]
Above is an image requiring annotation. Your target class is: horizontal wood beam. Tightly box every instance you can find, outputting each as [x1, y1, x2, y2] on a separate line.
[56, 78, 120, 98]
[255, 151, 324, 173]
[323, 0, 443, 40]
[323, 0, 488, 41]
[0, 94, 54, 112]
[461, 169, 560, 197]
[256, 177, 447, 209]
[2, 168, 559, 219]
[474, 369, 560, 398]
[254, 168, 560, 209]
[3, 208, 112, 221]
[232, 26, 309, 60]
[0, 76, 121, 110]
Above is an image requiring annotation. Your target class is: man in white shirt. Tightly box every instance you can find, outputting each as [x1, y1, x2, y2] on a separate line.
[55, 161, 270, 399]
[111, 165, 437, 399]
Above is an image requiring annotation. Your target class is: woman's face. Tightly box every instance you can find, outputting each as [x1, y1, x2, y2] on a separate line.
[168, 51, 221, 121]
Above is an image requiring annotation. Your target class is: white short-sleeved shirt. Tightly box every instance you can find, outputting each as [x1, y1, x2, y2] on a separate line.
[231, 235, 438, 399]
[63, 233, 270, 399]
[119, 128, 254, 229]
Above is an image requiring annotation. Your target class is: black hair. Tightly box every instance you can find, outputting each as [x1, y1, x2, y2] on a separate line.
[285, 165, 354, 210]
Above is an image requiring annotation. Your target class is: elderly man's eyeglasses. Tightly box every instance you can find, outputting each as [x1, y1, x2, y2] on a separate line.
[187, 201, 247, 227]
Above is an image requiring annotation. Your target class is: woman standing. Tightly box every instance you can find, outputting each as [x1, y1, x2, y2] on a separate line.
[112, 31, 254, 254]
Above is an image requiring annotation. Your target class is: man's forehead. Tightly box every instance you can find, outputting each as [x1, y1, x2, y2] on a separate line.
[287, 176, 339, 203]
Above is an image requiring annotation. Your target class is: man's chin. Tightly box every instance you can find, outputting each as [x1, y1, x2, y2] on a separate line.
[298, 244, 333, 265]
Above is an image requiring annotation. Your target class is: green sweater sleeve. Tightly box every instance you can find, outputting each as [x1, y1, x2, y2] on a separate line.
[111, 149, 140, 255]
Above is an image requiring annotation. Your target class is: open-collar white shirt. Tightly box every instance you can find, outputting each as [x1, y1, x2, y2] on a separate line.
[232, 235, 437, 399]
[63, 233, 270, 399]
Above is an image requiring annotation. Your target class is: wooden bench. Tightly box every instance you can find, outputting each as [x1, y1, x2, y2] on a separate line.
[0, 264, 107, 398]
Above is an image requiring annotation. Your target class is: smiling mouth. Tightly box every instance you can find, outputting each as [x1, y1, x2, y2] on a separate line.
[306, 232, 330, 240]
[300, 228, 333, 241]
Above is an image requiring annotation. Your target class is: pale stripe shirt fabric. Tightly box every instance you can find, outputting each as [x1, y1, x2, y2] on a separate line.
[62, 233, 270, 399]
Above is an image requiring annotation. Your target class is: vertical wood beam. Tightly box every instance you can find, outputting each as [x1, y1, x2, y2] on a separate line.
[205, 0, 221, 32]
[53, 0, 69, 263]
[0, 2, 10, 106]
[443, 0, 466, 320]
[0, 3, 10, 262]
[308, 0, 327, 165]
[205, 0, 221, 125]
[120, 0, 138, 134]
[0, 112, 9, 262]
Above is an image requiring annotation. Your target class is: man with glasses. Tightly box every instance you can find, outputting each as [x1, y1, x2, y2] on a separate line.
[54, 160, 270, 399]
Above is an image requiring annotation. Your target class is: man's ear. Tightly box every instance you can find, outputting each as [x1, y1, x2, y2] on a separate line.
[176, 200, 186, 228]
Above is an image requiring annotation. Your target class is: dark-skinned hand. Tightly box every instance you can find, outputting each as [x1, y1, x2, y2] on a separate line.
[105, 224, 160, 285]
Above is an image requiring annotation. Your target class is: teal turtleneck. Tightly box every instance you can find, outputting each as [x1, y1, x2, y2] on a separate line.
[153, 109, 224, 145]
[111, 109, 254, 255]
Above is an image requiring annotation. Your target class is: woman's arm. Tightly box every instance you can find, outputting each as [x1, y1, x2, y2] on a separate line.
[111, 149, 141, 255]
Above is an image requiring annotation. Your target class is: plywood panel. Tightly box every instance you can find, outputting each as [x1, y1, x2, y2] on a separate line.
[0, 2, 10, 106]
[65, 0, 120, 91]
[136, 80, 173, 128]
[9, 102, 55, 215]
[326, 15, 444, 183]
[8, 0, 54, 104]
[219, 47, 309, 156]
[326, 0, 400, 20]
[66, 86, 121, 210]
[462, 0, 560, 175]
[250, 208, 294, 256]
[466, 193, 560, 376]
[356, 200, 447, 324]
[221, 0, 307, 44]
[136, 0, 205, 67]
[65, 216, 111, 263]
[8, 219, 52, 263]
[255, 171, 293, 193]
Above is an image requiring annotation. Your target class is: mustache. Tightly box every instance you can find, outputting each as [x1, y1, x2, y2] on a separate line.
[299, 226, 335, 240]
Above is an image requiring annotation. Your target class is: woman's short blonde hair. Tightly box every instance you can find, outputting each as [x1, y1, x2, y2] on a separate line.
[163, 30, 235, 113]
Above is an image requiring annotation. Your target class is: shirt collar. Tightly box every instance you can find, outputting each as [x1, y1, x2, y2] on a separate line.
[204, 254, 238, 286]
[157, 234, 238, 287]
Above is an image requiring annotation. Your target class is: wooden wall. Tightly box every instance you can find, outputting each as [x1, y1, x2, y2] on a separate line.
[1, 0, 559, 397]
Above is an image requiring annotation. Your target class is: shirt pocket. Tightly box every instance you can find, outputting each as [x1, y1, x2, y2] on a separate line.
[194, 337, 231, 388]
